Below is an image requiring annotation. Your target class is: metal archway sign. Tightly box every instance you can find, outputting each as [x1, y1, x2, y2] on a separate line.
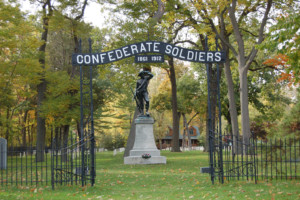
[72, 38, 228, 187]
[72, 41, 225, 65]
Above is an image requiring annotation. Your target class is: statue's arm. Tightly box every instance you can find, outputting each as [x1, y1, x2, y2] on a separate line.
[147, 72, 154, 80]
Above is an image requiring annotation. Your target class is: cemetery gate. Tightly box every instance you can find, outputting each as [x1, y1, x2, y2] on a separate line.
[52, 39, 96, 189]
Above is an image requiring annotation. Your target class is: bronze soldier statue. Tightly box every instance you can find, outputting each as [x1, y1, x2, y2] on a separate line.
[135, 67, 154, 117]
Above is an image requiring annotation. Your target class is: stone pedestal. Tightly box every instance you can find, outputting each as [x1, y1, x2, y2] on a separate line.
[0, 138, 7, 170]
[124, 117, 166, 164]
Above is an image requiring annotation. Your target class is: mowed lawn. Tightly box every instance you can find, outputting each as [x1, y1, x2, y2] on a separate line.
[0, 151, 299, 200]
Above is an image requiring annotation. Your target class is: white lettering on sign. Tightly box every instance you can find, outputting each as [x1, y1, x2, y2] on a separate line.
[179, 48, 185, 59]
[215, 52, 221, 62]
[72, 41, 225, 65]
[137, 56, 148, 62]
[165, 45, 172, 54]
[199, 52, 205, 61]
[84, 55, 91, 64]
[108, 51, 115, 61]
[131, 45, 138, 54]
[92, 54, 99, 63]
[207, 52, 214, 61]
[100, 53, 106, 63]
[172, 47, 179, 57]
[153, 42, 160, 52]
[122, 46, 130, 57]
[115, 49, 123, 59]
[187, 51, 194, 60]
[140, 43, 147, 52]
[146, 42, 153, 51]
[151, 56, 162, 61]
[77, 55, 83, 64]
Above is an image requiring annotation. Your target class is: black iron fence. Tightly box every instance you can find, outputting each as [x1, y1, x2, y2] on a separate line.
[0, 132, 95, 189]
[255, 137, 300, 181]
[219, 134, 300, 183]
[51, 131, 95, 188]
[0, 146, 52, 186]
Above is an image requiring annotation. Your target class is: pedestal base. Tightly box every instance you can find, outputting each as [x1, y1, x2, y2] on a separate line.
[124, 156, 166, 165]
[124, 117, 166, 165]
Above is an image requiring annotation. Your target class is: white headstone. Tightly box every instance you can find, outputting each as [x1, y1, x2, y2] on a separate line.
[0, 138, 7, 170]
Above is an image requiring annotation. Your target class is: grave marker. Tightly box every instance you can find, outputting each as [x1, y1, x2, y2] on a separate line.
[0, 138, 7, 170]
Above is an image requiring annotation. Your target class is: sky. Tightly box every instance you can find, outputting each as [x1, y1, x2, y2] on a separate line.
[20, 1, 108, 29]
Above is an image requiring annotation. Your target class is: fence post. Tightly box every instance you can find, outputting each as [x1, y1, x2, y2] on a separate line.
[51, 138, 55, 190]
[88, 38, 96, 186]
[216, 36, 224, 184]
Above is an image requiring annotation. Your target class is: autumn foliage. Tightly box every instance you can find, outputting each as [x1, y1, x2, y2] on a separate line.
[263, 54, 299, 86]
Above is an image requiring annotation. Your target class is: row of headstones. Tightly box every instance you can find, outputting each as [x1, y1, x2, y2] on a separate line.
[95, 147, 125, 153]
[0, 138, 7, 170]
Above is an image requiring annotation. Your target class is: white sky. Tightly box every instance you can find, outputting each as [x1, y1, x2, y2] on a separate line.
[20, 0, 107, 28]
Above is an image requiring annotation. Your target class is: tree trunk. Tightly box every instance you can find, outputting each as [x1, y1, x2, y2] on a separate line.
[36, 80, 46, 161]
[239, 67, 251, 145]
[27, 123, 31, 146]
[62, 125, 69, 162]
[22, 110, 28, 147]
[36, 1, 52, 162]
[159, 139, 162, 150]
[124, 107, 138, 157]
[5, 107, 10, 142]
[182, 113, 186, 151]
[185, 116, 192, 151]
[227, 0, 272, 145]
[223, 55, 239, 152]
[168, 57, 181, 152]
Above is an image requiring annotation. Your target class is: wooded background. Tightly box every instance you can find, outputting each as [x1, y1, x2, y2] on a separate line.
[0, 0, 299, 159]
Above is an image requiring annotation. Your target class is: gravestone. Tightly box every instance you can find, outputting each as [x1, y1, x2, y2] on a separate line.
[0, 138, 7, 170]
[124, 117, 166, 164]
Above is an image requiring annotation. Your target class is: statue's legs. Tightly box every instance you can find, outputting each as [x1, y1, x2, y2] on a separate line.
[137, 94, 144, 115]
[143, 92, 150, 115]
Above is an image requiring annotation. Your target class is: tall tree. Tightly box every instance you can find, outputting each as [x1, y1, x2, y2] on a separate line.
[33, 0, 89, 161]
[227, 0, 273, 144]
[190, 0, 274, 144]
[0, 1, 40, 145]
[35, 0, 53, 162]
[177, 73, 203, 150]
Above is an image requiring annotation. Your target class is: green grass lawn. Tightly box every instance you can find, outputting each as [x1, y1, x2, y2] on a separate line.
[0, 151, 299, 200]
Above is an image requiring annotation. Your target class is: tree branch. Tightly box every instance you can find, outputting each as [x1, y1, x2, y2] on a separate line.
[198, 5, 238, 56]
[187, 112, 199, 125]
[174, 40, 201, 49]
[245, 0, 273, 69]
[228, 0, 245, 60]
[75, 0, 88, 21]
[153, 0, 165, 23]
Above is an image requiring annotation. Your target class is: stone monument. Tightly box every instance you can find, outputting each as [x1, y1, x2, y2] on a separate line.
[0, 138, 7, 170]
[124, 67, 166, 164]
[124, 117, 166, 164]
